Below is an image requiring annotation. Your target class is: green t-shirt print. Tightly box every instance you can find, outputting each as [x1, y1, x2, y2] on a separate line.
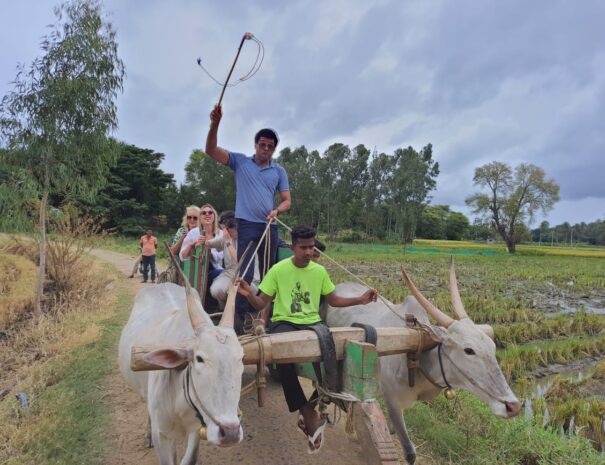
[258, 258, 336, 325]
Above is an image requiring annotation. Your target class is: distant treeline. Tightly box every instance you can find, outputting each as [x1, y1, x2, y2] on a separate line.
[530, 220, 605, 247]
[3, 142, 603, 246]
[78, 141, 444, 243]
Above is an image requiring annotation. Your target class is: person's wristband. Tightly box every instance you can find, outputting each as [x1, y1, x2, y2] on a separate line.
[225, 241, 232, 247]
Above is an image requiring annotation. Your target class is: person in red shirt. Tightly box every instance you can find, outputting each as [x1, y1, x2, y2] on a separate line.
[139, 228, 158, 283]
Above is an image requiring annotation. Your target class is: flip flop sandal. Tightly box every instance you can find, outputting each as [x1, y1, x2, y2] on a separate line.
[306, 419, 327, 455]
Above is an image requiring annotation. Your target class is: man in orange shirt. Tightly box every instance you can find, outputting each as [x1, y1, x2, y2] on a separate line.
[139, 228, 158, 283]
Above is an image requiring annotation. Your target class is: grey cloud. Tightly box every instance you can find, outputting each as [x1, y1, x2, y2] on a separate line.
[1, 0, 604, 225]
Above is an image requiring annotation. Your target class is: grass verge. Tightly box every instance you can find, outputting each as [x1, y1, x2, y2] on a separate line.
[0, 260, 133, 465]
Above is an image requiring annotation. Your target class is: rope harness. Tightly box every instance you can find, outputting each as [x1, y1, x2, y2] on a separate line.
[182, 364, 210, 428]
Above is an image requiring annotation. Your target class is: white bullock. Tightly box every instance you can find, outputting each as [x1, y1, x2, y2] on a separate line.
[325, 263, 520, 465]
[118, 282, 244, 465]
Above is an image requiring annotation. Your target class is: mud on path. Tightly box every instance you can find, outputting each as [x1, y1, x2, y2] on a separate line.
[91, 248, 422, 465]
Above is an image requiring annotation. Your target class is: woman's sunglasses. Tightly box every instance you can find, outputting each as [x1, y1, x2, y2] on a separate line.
[201, 210, 214, 216]
[187, 215, 198, 221]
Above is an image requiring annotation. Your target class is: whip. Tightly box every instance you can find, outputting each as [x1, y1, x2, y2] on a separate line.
[197, 32, 264, 106]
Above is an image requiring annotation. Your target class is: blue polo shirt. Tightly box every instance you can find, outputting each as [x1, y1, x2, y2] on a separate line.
[228, 152, 290, 223]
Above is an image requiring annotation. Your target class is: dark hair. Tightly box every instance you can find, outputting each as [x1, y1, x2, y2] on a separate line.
[223, 217, 238, 229]
[291, 225, 316, 244]
[218, 210, 235, 225]
[314, 239, 326, 252]
[254, 128, 279, 147]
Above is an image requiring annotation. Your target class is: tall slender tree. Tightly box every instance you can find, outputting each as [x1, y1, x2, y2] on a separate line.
[0, 0, 125, 315]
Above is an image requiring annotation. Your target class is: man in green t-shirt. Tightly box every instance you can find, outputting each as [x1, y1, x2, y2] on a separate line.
[237, 225, 377, 453]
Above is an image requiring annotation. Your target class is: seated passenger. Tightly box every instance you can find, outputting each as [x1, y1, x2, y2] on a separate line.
[170, 205, 200, 257]
[180, 203, 224, 285]
[237, 226, 377, 454]
[206, 213, 259, 310]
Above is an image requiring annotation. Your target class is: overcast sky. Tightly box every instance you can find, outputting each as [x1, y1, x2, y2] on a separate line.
[1, 0, 603, 226]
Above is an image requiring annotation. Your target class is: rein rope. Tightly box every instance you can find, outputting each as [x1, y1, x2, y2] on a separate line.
[238, 331, 267, 397]
[273, 217, 406, 322]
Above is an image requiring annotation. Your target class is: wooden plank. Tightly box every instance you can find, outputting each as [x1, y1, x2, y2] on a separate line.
[195, 247, 210, 307]
[353, 400, 400, 465]
[130, 326, 437, 371]
[343, 341, 379, 401]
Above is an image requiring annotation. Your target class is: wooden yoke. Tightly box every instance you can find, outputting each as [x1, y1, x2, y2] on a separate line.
[130, 327, 438, 371]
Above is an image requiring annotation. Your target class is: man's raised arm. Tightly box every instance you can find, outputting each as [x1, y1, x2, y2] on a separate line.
[205, 104, 230, 165]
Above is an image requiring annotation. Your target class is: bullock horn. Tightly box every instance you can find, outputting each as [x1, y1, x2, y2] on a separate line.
[169, 245, 208, 331]
[184, 279, 207, 330]
[400, 266, 453, 328]
[219, 282, 237, 328]
[219, 242, 253, 328]
[476, 324, 494, 340]
[449, 257, 469, 320]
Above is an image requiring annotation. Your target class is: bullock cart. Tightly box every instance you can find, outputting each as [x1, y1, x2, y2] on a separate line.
[131, 324, 440, 465]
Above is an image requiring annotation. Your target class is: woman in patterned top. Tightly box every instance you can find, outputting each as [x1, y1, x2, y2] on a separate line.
[169, 205, 201, 257]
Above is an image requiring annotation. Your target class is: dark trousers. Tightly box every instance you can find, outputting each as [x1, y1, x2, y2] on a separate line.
[270, 321, 319, 412]
[141, 255, 156, 281]
[235, 220, 278, 316]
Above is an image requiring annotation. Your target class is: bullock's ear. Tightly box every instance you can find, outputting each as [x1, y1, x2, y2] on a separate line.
[144, 348, 192, 369]
[424, 325, 445, 344]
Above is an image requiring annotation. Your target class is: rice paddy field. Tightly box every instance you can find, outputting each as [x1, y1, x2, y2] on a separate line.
[319, 239, 605, 460]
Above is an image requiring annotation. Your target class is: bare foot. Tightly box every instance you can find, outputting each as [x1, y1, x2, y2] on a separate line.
[299, 404, 322, 450]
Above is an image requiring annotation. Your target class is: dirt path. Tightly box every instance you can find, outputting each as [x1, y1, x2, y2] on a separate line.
[91, 249, 416, 465]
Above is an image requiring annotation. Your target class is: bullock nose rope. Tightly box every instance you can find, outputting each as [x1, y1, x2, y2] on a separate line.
[183, 364, 220, 429]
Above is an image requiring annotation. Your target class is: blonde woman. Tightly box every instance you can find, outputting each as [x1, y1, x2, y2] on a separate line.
[169, 205, 201, 257]
[180, 203, 223, 273]
[156, 206, 202, 284]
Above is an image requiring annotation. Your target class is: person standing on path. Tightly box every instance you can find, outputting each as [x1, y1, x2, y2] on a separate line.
[139, 228, 157, 283]
[205, 104, 291, 333]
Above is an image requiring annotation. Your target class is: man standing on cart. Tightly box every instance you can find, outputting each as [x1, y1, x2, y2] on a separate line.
[205, 104, 291, 333]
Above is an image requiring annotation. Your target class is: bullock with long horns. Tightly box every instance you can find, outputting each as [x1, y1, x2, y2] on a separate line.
[324, 259, 520, 465]
[118, 279, 244, 465]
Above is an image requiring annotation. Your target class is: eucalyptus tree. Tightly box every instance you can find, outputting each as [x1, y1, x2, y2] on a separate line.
[466, 162, 560, 253]
[276, 146, 321, 227]
[0, 0, 125, 315]
[364, 152, 396, 239]
[388, 144, 439, 242]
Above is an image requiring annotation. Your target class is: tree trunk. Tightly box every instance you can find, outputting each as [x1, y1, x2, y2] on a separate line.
[34, 188, 48, 316]
[506, 239, 516, 253]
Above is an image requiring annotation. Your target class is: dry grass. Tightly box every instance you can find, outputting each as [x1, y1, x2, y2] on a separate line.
[0, 211, 112, 419]
[0, 253, 37, 328]
[0, 258, 117, 462]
